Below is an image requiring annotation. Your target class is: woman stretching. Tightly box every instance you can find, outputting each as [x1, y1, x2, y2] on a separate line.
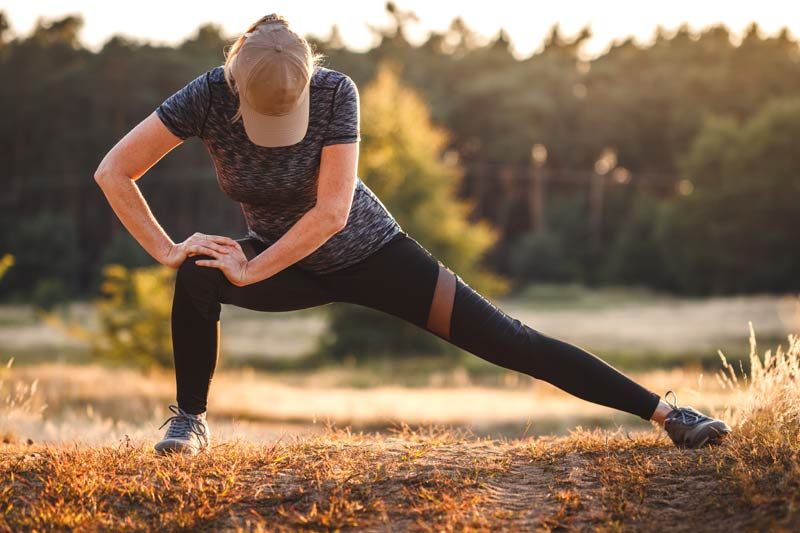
[94, 14, 730, 455]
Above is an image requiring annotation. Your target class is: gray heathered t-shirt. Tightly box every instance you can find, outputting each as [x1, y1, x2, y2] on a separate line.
[155, 65, 402, 274]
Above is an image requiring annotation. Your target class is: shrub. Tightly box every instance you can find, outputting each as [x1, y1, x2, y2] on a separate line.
[47, 264, 176, 369]
[90, 231, 154, 291]
[508, 231, 571, 284]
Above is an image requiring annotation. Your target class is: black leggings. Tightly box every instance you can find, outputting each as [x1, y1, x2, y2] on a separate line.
[171, 231, 661, 420]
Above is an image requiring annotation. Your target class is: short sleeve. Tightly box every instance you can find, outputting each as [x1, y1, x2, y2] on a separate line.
[155, 70, 211, 140]
[323, 75, 360, 146]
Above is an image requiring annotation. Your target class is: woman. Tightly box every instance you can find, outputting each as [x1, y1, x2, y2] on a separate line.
[94, 14, 730, 455]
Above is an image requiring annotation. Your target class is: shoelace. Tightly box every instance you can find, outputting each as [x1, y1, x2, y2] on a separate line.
[664, 390, 707, 425]
[158, 404, 208, 448]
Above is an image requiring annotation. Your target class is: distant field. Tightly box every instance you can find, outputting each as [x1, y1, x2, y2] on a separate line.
[6, 284, 792, 447]
[1, 285, 797, 371]
[508, 284, 799, 350]
[0, 361, 733, 445]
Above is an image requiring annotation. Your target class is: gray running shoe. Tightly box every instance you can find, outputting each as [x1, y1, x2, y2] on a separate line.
[663, 391, 731, 449]
[154, 404, 211, 456]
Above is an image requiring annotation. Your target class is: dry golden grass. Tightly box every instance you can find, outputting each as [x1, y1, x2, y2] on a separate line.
[712, 326, 800, 523]
[0, 327, 797, 531]
[0, 361, 731, 444]
[0, 425, 795, 531]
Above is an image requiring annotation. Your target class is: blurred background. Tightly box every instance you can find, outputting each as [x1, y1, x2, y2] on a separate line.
[1, 1, 798, 444]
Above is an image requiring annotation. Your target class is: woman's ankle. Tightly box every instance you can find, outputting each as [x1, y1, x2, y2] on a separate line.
[177, 403, 207, 418]
[650, 399, 674, 426]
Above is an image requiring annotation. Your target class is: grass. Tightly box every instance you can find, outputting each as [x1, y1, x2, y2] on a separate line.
[0, 361, 731, 442]
[0, 427, 795, 531]
[0, 328, 798, 530]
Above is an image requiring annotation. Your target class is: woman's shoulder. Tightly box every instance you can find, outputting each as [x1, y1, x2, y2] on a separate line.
[206, 65, 227, 85]
[311, 67, 354, 91]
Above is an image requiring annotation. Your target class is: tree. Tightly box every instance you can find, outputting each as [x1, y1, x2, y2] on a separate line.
[319, 64, 504, 359]
[659, 99, 800, 293]
[30, 14, 84, 48]
[180, 23, 229, 61]
[5, 12, 800, 301]
[602, 195, 672, 288]
[0, 212, 81, 305]
[359, 64, 501, 289]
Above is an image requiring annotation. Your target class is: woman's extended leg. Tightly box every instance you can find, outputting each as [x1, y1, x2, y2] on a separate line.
[446, 276, 662, 419]
[322, 232, 660, 420]
[171, 237, 334, 414]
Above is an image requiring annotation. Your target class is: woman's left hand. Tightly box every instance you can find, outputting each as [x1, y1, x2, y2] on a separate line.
[195, 241, 251, 287]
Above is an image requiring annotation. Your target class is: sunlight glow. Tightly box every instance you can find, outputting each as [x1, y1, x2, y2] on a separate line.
[3, 1, 796, 59]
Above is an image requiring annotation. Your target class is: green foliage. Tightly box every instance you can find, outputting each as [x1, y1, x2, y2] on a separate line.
[358, 64, 503, 293]
[0, 212, 81, 304]
[507, 194, 593, 285]
[509, 231, 571, 284]
[602, 196, 672, 289]
[89, 264, 176, 368]
[30, 278, 71, 311]
[321, 65, 504, 359]
[659, 99, 800, 293]
[91, 231, 155, 290]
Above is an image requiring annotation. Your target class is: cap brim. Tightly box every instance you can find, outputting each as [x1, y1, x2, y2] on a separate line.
[240, 83, 310, 148]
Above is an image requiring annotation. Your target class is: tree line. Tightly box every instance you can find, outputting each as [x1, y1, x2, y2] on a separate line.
[2, 5, 799, 306]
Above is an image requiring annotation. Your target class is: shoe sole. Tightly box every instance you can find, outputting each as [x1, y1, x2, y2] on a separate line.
[154, 438, 201, 456]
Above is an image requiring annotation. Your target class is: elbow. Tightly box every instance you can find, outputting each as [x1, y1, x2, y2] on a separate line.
[330, 211, 349, 233]
[93, 164, 112, 187]
[94, 165, 131, 191]
[319, 207, 349, 234]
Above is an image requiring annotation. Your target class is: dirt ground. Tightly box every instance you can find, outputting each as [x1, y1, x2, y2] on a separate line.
[0, 428, 794, 532]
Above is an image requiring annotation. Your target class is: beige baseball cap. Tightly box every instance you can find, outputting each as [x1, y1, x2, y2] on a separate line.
[231, 20, 312, 147]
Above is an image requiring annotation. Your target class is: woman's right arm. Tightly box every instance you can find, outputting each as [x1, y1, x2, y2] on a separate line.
[93, 111, 236, 268]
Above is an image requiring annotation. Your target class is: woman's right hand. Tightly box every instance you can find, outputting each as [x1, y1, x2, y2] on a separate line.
[161, 232, 240, 269]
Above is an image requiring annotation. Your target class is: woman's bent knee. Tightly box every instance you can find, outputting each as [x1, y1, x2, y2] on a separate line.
[176, 255, 223, 285]
[174, 255, 224, 321]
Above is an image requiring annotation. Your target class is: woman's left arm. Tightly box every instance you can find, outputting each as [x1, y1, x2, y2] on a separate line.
[233, 142, 358, 284]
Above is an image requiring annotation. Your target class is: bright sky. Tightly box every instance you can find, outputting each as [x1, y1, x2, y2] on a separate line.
[3, 1, 797, 59]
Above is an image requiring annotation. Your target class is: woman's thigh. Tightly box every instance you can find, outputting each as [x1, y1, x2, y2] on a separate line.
[319, 232, 442, 330]
[218, 237, 335, 312]
[320, 231, 522, 350]
[319, 232, 539, 368]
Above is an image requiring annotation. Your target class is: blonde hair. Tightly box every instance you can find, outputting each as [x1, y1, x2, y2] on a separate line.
[223, 14, 324, 124]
